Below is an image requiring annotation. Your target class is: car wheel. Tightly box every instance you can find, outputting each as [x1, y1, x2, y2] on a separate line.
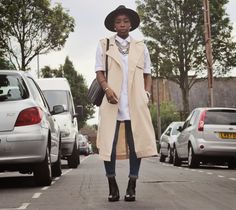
[68, 142, 80, 168]
[159, 148, 166, 162]
[52, 141, 62, 177]
[34, 147, 52, 186]
[228, 159, 236, 169]
[85, 148, 89, 156]
[173, 147, 181, 166]
[167, 147, 173, 164]
[188, 145, 199, 168]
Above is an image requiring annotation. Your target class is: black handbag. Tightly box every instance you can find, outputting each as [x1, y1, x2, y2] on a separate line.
[87, 39, 109, 106]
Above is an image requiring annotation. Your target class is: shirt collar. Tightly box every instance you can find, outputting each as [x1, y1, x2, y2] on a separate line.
[115, 35, 131, 45]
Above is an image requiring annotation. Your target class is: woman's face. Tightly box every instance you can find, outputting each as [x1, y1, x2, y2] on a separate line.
[114, 14, 131, 38]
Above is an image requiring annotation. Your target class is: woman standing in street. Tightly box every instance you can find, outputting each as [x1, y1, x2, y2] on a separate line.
[95, 5, 157, 202]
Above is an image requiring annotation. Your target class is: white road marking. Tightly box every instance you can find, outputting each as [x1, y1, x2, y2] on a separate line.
[41, 186, 49, 191]
[0, 156, 92, 210]
[17, 203, 30, 209]
[162, 163, 236, 182]
[0, 203, 30, 210]
[81, 155, 91, 163]
[32, 193, 41, 199]
[62, 169, 72, 175]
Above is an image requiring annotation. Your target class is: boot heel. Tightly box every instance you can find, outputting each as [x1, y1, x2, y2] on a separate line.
[107, 177, 120, 202]
[124, 178, 136, 202]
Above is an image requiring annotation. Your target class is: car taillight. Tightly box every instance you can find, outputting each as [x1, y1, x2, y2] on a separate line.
[198, 110, 206, 131]
[15, 107, 43, 126]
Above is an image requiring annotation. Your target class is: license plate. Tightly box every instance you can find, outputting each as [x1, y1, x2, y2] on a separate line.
[219, 132, 236, 139]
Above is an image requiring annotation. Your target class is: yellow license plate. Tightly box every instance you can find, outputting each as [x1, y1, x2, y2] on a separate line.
[219, 132, 236, 139]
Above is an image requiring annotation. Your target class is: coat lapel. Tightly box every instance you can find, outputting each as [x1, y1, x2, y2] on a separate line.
[128, 39, 144, 96]
[106, 37, 122, 69]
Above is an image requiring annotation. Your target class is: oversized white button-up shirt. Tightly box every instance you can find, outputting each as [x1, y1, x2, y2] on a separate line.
[95, 35, 151, 121]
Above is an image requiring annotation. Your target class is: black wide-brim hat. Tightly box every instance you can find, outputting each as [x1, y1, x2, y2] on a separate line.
[104, 5, 140, 32]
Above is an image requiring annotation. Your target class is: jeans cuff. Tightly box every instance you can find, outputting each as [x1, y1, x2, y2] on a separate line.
[129, 174, 138, 179]
[106, 174, 116, 178]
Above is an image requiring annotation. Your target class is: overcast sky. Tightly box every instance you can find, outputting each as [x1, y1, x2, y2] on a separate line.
[30, 0, 236, 124]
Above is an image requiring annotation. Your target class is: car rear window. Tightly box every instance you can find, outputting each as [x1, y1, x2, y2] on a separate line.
[0, 74, 29, 101]
[204, 110, 236, 125]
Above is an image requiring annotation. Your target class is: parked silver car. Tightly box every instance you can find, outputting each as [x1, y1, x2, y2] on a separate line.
[159, 121, 184, 163]
[173, 107, 236, 168]
[0, 70, 63, 186]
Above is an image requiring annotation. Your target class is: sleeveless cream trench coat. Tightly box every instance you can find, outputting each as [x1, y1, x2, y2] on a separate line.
[96, 36, 157, 161]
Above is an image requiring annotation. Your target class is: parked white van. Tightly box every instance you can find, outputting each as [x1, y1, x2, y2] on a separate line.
[37, 78, 81, 168]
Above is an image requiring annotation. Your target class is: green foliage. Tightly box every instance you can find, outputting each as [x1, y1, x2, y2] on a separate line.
[136, 0, 236, 116]
[149, 101, 180, 137]
[41, 66, 63, 78]
[0, 52, 14, 70]
[0, 0, 75, 70]
[41, 57, 95, 128]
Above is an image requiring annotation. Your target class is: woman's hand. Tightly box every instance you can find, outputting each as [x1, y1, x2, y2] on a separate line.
[105, 88, 118, 104]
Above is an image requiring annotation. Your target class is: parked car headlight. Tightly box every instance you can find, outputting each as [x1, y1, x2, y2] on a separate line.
[61, 130, 70, 138]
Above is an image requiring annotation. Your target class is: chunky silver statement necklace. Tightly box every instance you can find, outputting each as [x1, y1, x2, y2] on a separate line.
[115, 40, 130, 55]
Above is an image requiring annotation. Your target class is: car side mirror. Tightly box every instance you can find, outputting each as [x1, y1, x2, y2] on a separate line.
[52, 105, 64, 115]
[177, 126, 183, 132]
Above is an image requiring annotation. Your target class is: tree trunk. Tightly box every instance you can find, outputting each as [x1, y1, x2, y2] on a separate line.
[180, 75, 190, 120]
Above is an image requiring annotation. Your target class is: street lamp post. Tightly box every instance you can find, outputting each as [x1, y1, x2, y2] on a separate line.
[203, 0, 214, 107]
[156, 76, 161, 151]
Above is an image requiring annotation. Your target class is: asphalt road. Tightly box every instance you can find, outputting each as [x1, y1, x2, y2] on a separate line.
[0, 154, 236, 210]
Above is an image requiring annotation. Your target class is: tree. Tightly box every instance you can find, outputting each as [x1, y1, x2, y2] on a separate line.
[0, 39, 14, 69]
[41, 65, 63, 78]
[149, 102, 180, 138]
[0, 0, 74, 70]
[41, 57, 95, 128]
[0, 53, 14, 70]
[63, 57, 95, 128]
[136, 0, 236, 117]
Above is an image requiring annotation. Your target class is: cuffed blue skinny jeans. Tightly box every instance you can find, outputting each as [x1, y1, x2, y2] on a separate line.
[104, 120, 141, 179]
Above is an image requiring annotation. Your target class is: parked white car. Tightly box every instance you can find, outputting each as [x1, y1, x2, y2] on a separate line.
[78, 134, 89, 156]
[37, 78, 82, 168]
[159, 121, 184, 163]
[173, 107, 236, 168]
[0, 70, 63, 186]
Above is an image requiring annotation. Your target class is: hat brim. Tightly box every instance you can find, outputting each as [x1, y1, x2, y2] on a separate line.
[104, 8, 140, 32]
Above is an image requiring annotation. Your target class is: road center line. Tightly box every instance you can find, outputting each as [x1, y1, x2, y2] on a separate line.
[62, 169, 72, 175]
[32, 193, 42, 199]
[17, 203, 30, 209]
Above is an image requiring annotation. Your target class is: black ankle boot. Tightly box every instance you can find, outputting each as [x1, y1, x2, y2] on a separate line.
[124, 178, 136, 201]
[107, 177, 120, 202]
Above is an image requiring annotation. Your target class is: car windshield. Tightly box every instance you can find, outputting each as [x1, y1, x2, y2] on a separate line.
[204, 110, 236, 125]
[0, 74, 29, 101]
[42, 90, 68, 112]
